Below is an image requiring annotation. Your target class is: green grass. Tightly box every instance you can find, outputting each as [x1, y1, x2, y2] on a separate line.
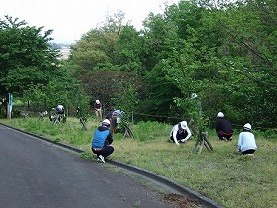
[1, 117, 276, 208]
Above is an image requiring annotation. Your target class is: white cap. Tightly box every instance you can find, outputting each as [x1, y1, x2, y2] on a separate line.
[96, 100, 100, 104]
[180, 121, 188, 129]
[191, 93, 198, 99]
[217, 112, 224, 118]
[102, 119, 110, 126]
[243, 123, 251, 130]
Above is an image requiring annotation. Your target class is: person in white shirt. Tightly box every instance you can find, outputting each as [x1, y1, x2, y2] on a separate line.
[238, 123, 257, 155]
[56, 104, 64, 114]
[170, 121, 192, 145]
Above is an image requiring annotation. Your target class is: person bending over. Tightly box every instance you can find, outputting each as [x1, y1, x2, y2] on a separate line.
[170, 121, 192, 145]
[216, 112, 233, 141]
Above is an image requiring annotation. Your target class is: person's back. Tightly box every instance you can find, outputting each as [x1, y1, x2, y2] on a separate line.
[92, 126, 111, 148]
[216, 118, 233, 133]
[238, 123, 257, 154]
[216, 112, 233, 140]
[91, 119, 114, 163]
[238, 132, 256, 151]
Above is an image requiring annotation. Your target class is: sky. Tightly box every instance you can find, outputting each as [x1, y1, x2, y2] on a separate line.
[1, 0, 180, 44]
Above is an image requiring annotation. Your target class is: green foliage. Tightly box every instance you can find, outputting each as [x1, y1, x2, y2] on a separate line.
[112, 80, 139, 114]
[131, 121, 171, 141]
[140, 61, 184, 123]
[0, 15, 59, 97]
[79, 69, 141, 112]
[19, 62, 89, 113]
[70, 11, 126, 75]
[138, 0, 276, 128]
[264, 129, 277, 140]
[58, 0, 276, 130]
[115, 25, 143, 73]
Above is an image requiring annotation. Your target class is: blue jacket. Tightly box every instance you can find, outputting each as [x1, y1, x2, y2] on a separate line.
[92, 126, 113, 148]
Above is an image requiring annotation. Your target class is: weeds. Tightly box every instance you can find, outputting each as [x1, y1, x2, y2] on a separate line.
[0, 117, 276, 208]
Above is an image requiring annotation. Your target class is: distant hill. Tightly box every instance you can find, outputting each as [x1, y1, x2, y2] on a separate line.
[50, 42, 71, 50]
[50, 43, 71, 60]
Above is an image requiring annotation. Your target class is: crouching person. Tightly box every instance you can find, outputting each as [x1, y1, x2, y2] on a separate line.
[170, 121, 192, 145]
[91, 119, 114, 163]
[238, 123, 257, 155]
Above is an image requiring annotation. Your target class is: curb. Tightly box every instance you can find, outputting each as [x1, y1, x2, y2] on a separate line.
[0, 123, 223, 208]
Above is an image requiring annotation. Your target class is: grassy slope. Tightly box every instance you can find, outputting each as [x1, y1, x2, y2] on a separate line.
[1, 117, 276, 208]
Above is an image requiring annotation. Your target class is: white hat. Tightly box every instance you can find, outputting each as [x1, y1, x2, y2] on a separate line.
[180, 121, 188, 129]
[102, 119, 110, 126]
[96, 100, 100, 104]
[191, 93, 198, 99]
[217, 112, 224, 118]
[243, 123, 251, 130]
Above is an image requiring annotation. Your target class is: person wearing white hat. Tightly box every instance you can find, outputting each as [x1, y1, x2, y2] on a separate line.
[94, 99, 102, 123]
[238, 123, 257, 155]
[170, 121, 192, 145]
[216, 112, 233, 141]
[91, 119, 114, 163]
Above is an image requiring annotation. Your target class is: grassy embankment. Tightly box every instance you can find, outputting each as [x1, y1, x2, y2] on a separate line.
[1, 117, 276, 208]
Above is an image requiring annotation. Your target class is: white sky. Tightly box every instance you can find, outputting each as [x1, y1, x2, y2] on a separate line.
[1, 0, 179, 44]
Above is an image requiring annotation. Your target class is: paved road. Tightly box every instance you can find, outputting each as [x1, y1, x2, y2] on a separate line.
[0, 125, 173, 208]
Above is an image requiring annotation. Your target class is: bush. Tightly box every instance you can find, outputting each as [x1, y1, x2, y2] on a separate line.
[264, 129, 277, 140]
[132, 121, 172, 141]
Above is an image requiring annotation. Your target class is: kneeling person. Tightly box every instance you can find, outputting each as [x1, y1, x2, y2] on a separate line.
[170, 121, 192, 145]
[91, 119, 114, 163]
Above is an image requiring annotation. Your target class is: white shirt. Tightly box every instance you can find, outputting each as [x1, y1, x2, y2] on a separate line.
[238, 131, 257, 153]
[56, 105, 64, 111]
[170, 124, 192, 145]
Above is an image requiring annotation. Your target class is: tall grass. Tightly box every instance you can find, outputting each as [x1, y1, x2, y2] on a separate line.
[1, 117, 276, 208]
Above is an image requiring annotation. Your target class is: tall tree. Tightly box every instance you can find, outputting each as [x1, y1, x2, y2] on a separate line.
[115, 25, 144, 73]
[70, 11, 127, 76]
[0, 16, 60, 98]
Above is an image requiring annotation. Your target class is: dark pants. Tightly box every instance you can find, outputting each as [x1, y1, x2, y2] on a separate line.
[92, 146, 114, 158]
[170, 131, 188, 143]
[217, 130, 233, 140]
[242, 149, 256, 155]
[110, 116, 118, 133]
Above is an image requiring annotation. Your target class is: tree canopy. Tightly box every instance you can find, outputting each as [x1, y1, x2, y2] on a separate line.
[2, 0, 276, 129]
[0, 16, 60, 97]
[0, 16, 88, 114]
[69, 0, 276, 128]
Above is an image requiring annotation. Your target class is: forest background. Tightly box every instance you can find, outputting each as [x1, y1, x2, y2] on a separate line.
[0, 0, 276, 131]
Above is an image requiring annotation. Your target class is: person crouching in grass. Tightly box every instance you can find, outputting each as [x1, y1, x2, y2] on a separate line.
[238, 123, 257, 155]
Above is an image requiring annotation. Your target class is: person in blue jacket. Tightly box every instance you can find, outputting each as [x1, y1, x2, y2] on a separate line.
[91, 119, 114, 163]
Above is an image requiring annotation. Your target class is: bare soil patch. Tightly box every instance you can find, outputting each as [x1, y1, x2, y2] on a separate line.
[163, 193, 203, 208]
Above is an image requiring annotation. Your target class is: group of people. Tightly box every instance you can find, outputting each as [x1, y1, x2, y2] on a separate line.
[169, 112, 257, 155]
[91, 101, 257, 163]
[91, 99, 124, 163]
[215, 112, 257, 155]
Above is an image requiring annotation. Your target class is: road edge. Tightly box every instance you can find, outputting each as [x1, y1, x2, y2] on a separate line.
[0, 122, 223, 208]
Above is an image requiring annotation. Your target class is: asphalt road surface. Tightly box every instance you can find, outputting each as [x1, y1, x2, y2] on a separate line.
[0, 125, 174, 208]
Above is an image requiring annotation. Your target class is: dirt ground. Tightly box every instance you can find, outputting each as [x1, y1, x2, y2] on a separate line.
[162, 193, 203, 208]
